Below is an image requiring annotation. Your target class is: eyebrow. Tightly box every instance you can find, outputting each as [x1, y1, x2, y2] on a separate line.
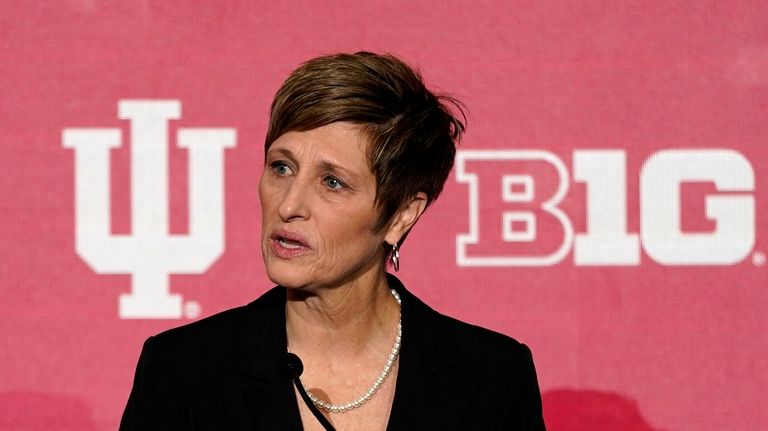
[266, 147, 296, 162]
[266, 146, 363, 180]
[318, 160, 359, 180]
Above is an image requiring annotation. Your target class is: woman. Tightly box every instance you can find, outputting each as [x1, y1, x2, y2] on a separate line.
[121, 52, 545, 430]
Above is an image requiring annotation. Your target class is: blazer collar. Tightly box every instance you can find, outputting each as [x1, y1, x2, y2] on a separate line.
[226, 286, 288, 380]
[214, 287, 303, 430]
[386, 274, 482, 429]
[386, 273, 465, 377]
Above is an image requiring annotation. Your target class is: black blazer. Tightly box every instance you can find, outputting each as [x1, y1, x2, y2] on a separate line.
[120, 275, 546, 430]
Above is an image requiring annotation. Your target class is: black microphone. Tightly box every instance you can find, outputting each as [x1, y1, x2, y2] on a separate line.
[286, 353, 336, 431]
[286, 352, 304, 378]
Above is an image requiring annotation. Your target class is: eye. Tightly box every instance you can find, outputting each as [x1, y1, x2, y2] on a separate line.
[323, 176, 345, 190]
[270, 161, 292, 176]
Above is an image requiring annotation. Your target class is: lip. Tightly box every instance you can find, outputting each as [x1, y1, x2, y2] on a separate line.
[269, 229, 312, 259]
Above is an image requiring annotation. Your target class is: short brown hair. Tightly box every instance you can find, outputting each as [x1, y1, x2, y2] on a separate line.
[266, 51, 465, 234]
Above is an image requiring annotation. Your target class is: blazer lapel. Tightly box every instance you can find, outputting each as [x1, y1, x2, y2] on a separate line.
[214, 287, 303, 431]
[386, 275, 482, 430]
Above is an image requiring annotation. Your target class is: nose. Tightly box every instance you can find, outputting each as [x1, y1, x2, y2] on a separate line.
[277, 178, 310, 222]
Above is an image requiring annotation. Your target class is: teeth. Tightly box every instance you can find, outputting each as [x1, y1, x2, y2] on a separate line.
[279, 238, 302, 249]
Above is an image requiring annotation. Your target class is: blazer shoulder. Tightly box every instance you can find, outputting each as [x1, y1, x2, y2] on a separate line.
[154, 304, 247, 341]
[148, 286, 285, 360]
[407, 301, 545, 429]
[440, 314, 545, 426]
[437, 313, 537, 376]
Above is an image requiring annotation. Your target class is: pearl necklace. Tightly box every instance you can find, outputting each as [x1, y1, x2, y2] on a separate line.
[301, 288, 402, 414]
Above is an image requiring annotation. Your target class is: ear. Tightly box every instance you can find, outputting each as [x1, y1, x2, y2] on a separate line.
[384, 192, 428, 245]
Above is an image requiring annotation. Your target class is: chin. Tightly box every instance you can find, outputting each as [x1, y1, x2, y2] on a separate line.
[264, 260, 311, 289]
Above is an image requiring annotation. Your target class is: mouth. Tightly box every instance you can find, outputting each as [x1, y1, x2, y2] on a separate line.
[269, 230, 311, 258]
[277, 236, 305, 249]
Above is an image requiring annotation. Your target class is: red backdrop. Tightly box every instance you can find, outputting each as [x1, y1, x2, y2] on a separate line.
[1, 1, 766, 430]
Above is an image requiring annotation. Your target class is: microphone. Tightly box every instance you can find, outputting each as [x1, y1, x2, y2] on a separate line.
[286, 353, 337, 431]
[286, 352, 304, 378]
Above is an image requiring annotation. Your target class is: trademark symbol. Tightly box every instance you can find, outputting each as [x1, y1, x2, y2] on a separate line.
[184, 301, 201, 319]
[753, 251, 766, 266]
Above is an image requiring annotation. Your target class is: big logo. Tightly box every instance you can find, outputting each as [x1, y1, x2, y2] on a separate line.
[456, 150, 757, 266]
[63, 100, 236, 319]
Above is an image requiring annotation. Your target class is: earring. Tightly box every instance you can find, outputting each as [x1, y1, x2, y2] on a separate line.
[390, 243, 400, 272]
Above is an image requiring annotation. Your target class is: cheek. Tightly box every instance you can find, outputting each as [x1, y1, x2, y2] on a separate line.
[257, 174, 267, 207]
[317, 211, 380, 255]
[258, 179, 280, 237]
[258, 178, 280, 213]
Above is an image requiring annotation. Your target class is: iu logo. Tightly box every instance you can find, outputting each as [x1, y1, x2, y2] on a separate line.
[62, 100, 236, 319]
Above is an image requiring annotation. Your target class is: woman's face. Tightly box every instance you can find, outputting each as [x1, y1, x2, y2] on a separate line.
[259, 122, 396, 290]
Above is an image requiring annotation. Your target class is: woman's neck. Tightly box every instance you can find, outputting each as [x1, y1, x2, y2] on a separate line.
[284, 270, 400, 357]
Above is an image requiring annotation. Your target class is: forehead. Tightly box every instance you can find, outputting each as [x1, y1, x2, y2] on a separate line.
[268, 122, 372, 170]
